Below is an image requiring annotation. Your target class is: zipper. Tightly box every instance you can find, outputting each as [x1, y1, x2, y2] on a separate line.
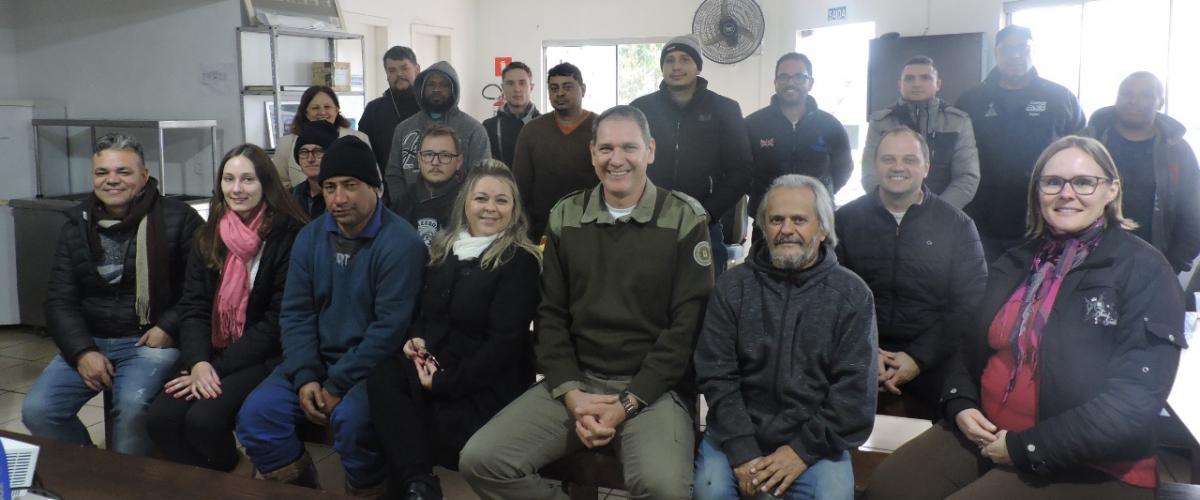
[673, 117, 682, 189]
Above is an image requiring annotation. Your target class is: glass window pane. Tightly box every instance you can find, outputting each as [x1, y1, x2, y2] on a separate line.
[1169, 0, 1200, 148]
[1011, 4, 1083, 95]
[617, 43, 665, 105]
[544, 45, 617, 113]
[1078, 0, 1170, 120]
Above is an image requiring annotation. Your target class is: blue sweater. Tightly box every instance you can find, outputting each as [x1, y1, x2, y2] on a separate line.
[279, 204, 426, 395]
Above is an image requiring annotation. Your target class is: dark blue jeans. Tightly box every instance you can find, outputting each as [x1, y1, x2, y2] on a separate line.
[235, 368, 384, 488]
[710, 221, 729, 277]
[694, 434, 853, 500]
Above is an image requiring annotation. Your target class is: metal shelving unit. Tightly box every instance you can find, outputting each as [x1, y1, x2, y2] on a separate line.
[30, 118, 219, 198]
[236, 25, 366, 146]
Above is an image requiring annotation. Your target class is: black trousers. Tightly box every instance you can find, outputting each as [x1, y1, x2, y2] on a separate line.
[368, 357, 475, 498]
[146, 362, 271, 471]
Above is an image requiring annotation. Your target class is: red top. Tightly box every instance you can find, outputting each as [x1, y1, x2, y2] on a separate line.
[980, 287, 1157, 488]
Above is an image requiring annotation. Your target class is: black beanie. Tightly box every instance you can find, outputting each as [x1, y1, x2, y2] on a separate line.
[319, 136, 381, 187]
[294, 120, 338, 163]
[661, 35, 703, 72]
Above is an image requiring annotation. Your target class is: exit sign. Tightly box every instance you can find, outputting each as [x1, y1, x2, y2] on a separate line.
[828, 6, 847, 20]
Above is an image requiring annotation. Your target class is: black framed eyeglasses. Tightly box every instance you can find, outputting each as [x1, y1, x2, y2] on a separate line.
[1036, 175, 1111, 195]
[298, 149, 324, 160]
[419, 151, 460, 164]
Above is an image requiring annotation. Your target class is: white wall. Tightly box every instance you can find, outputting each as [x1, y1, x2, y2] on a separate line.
[469, 0, 1009, 115]
[0, 1, 19, 99]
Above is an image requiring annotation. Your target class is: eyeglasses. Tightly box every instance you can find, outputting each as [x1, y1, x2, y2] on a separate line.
[419, 151, 460, 164]
[298, 149, 324, 160]
[1036, 175, 1111, 195]
[775, 73, 811, 83]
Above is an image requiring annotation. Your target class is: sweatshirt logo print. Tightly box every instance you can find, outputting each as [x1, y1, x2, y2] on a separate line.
[336, 252, 351, 267]
[1026, 101, 1047, 117]
[812, 136, 828, 153]
[984, 103, 998, 118]
[760, 138, 775, 148]
[400, 131, 422, 173]
[1084, 295, 1117, 326]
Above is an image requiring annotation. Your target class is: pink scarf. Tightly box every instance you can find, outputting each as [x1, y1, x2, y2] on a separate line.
[213, 205, 265, 350]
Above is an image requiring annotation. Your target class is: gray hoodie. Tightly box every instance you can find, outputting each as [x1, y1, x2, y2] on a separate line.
[385, 61, 491, 209]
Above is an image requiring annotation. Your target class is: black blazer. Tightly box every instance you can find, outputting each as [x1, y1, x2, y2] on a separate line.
[176, 216, 301, 376]
[941, 225, 1185, 477]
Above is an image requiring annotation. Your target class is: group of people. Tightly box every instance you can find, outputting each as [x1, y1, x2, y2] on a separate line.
[17, 22, 1199, 500]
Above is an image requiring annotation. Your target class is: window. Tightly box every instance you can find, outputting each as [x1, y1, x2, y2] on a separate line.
[543, 41, 666, 112]
[1007, 0, 1198, 146]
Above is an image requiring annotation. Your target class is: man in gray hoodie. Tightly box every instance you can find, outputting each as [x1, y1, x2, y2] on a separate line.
[385, 61, 490, 209]
[695, 174, 877, 500]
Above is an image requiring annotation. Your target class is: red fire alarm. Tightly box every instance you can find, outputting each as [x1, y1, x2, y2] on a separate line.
[494, 57, 513, 77]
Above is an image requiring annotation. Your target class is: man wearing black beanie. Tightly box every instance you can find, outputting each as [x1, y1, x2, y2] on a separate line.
[237, 133, 425, 496]
[292, 120, 339, 218]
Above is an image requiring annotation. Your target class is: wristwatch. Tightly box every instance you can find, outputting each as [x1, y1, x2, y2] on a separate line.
[619, 391, 642, 419]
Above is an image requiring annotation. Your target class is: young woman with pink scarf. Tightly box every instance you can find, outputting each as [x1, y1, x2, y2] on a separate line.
[146, 144, 309, 471]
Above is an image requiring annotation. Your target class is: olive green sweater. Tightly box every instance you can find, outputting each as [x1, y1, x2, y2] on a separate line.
[536, 181, 714, 404]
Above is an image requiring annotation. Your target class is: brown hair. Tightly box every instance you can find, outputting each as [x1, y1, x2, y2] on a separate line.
[1024, 135, 1137, 240]
[197, 144, 310, 270]
[419, 124, 461, 154]
[428, 159, 541, 271]
[289, 86, 351, 135]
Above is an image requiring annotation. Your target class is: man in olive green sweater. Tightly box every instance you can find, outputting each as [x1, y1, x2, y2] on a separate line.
[460, 105, 713, 500]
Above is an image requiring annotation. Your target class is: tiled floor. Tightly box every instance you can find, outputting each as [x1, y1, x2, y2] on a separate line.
[0, 326, 629, 499]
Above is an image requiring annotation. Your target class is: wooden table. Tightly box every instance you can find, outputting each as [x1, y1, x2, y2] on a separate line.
[0, 430, 349, 499]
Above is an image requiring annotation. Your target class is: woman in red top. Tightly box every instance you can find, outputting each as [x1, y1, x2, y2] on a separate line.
[866, 135, 1186, 500]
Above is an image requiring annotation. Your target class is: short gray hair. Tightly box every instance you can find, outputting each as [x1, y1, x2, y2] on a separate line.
[93, 133, 146, 168]
[756, 174, 838, 247]
[592, 105, 653, 146]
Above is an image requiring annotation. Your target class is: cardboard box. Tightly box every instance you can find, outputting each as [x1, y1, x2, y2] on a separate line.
[311, 62, 351, 92]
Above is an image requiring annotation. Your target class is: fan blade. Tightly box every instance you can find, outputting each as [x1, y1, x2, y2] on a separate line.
[739, 26, 761, 44]
[702, 34, 724, 46]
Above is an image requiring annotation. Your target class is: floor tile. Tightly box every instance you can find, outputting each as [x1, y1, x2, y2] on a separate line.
[0, 418, 29, 435]
[86, 421, 106, 449]
[436, 466, 481, 500]
[0, 330, 44, 350]
[0, 391, 24, 423]
[0, 355, 25, 371]
[304, 442, 335, 463]
[0, 338, 60, 362]
[77, 403, 105, 427]
[0, 361, 47, 392]
[85, 392, 103, 408]
[315, 451, 346, 492]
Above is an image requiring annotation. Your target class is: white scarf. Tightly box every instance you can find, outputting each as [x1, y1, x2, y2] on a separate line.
[451, 229, 499, 260]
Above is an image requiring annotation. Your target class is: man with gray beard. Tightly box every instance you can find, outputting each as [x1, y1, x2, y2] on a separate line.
[694, 174, 877, 500]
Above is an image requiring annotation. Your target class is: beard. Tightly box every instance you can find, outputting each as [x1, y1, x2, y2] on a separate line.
[770, 236, 821, 270]
[422, 94, 453, 114]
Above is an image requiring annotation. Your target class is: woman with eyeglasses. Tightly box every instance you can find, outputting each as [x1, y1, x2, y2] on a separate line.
[146, 144, 309, 471]
[367, 158, 540, 500]
[867, 135, 1185, 500]
[272, 85, 371, 188]
[393, 124, 466, 248]
[290, 120, 338, 219]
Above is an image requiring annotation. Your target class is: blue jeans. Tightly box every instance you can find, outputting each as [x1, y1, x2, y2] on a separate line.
[710, 221, 729, 277]
[22, 336, 179, 456]
[694, 434, 853, 500]
[235, 368, 383, 489]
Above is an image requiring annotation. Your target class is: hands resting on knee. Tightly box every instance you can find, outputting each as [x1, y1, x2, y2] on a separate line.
[563, 390, 627, 448]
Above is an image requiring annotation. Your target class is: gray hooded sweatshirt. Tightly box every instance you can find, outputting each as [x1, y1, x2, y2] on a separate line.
[386, 61, 491, 209]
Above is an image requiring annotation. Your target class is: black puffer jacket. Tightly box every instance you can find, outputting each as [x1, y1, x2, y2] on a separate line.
[746, 95, 853, 212]
[630, 77, 752, 220]
[834, 188, 987, 369]
[941, 225, 1185, 477]
[176, 216, 301, 376]
[46, 197, 202, 367]
[695, 243, 877, 467]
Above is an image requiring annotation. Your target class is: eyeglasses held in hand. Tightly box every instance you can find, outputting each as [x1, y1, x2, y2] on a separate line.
[419, 151, 461, 164]
[1036, 175, 1111, 196]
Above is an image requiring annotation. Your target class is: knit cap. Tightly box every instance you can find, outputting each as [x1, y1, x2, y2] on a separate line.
[294, 120, 338, 163]
[319, 136, 381, 187]
[661, 35, 703, 71]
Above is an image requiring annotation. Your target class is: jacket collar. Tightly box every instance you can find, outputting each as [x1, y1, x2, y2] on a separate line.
[983, 66, 1042, 89]
[869, 184, 931, 216]
[747, 240, 838, 287]
[769, 94, 819, 120]
[1087, 105, 1187, 143]
[580, 181, 658, 225]
[499, 104, 541, 122]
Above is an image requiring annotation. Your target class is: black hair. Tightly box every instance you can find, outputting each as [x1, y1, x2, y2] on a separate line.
[775, 52, 813, 77]
[382, 45, 418, 65]
[548, 62, 584, 85]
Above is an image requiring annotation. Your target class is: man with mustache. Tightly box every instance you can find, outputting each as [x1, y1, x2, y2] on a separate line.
[746, 52, 853, 221]
[360, 46, 421, 170]
[511, 62, 597, 240]
[695, 174, 876, 500]
[861, 56, 980, 209]
[386, 61, 490, 210]
[835, 127, 987, 419]
[631, 35, 752, 276]
[394, 124, 465, 248]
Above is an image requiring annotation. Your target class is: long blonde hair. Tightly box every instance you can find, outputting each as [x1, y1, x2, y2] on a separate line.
[429, 159, 542, 270]
[1024, 135, 1138, 241]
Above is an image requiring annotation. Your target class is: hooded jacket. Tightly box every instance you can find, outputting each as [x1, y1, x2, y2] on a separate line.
[695, 243, 877, 467]
[861, 98, 980, 208]
[385, 61, 491, 209]
[483, 104, 540, 167]
[746, 95, 853, 213]
[630, 77, 752, 220]
[956, 67, 1085, 243]
[1083, 107, 1200, 273]
[360, 88, 421, 169]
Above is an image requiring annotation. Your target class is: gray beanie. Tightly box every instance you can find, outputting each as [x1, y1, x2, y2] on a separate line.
[661, 35, 703, 71]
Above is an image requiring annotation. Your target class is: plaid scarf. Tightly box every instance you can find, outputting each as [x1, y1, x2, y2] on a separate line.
[1003, 219, 1106, 402]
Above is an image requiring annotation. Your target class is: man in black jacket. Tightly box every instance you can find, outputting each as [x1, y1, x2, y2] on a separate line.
[395, 124, 465, 248]
[359, 46, 421, 170]
[696, 174, 876, 500]
[631, 35, 752, 275]
[957, 25, 1084, 262]
[835, 127, 987, 419]
[22, 133, 202, 456]
[482, 61, 540, 166]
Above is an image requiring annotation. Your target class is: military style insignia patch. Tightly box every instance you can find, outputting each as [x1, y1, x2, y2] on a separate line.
[694, 241, 713, 267]
[1085, 295, 1118, 326]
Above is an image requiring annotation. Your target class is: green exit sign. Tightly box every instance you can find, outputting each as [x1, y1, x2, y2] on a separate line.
[828, 6, 847, 20]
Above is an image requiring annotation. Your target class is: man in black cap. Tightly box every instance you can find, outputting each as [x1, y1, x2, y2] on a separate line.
[956, 25, 1084, 261]
[630, 34, 752, 275]
[236, 135, 426, 496]
[292, 120, 339, 219]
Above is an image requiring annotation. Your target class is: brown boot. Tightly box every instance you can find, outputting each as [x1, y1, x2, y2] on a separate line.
[345, 478, 386, 498]
[259, 451, 319, 489]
